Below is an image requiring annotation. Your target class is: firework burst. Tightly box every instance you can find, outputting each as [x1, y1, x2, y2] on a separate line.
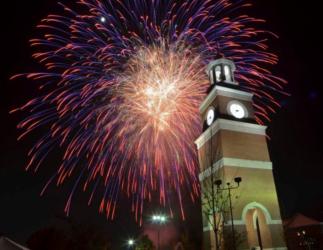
[12, 0, 287, 223]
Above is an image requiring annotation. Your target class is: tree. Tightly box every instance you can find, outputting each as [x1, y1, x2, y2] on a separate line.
[67, 225, 111, 250]
[56, 216, 112, 250]
[200, 126, 228, 250]
[200, 126, 244, 250]
[26, 220, 112, 250]
[27, 227, 69, 250]
[201, 178, 228, 249]
[179, 231, 195, 250]
[222, 228, 246, 250]
[135, 235, 154, 250]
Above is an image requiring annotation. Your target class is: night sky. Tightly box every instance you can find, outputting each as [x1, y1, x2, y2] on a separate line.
[1, 0, 322, 248]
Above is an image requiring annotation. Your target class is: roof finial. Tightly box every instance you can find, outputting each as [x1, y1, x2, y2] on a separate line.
[216, 42, 225, 59]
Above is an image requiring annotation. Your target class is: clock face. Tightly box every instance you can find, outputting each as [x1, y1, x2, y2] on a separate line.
[229, 103, 246, 119]
[206, 108, 215, 126]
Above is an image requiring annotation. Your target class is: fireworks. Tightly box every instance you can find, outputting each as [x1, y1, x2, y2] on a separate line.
[12, 0, 286, 223]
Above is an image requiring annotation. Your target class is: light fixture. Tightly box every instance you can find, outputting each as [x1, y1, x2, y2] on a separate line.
[128, 239, 134, 246]
[152, 214, 167, 224]
[215, 179, 222, 187]
[100, 16, 106, 23]
[234, 177, 242, 185]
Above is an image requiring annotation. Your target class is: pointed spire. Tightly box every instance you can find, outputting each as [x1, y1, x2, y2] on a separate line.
[215, 42, 225, 59]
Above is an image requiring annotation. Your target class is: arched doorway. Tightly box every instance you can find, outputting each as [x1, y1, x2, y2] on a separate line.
[243, 203, 272, 249]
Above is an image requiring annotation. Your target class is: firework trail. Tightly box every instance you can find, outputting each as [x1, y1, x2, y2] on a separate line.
[11, 0, 287, 224]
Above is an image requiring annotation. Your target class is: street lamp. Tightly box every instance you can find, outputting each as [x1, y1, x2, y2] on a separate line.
[127, 239, 135, 249]
[297, 230, 315, 250]
[151, 214, 167, 250]
[215, 177, 242, 250]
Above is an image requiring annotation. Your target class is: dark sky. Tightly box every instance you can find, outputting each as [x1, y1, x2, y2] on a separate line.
[0, 0, 322, 248]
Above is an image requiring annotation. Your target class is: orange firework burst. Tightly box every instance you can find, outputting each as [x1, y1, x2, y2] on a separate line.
[111, 43, 208, 220]
[117, 43, 207, 134]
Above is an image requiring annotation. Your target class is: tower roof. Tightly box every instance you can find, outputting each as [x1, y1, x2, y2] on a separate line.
[206, 58, 236, 76]
[284, 213, 320, 229]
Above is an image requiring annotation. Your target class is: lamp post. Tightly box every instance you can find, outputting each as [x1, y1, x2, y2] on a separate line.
[215, 177, 242, 250]
[297, 230, 315, 250]
[152, 214, 167, 250]
[127, 239, 135, 249]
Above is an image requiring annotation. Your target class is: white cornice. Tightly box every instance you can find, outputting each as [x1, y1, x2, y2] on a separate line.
[262, 248, 287, 250]
[195, 119, 267, 149]
[203, 219, 282, 232]
[199, 158, 224, 181]
[199, 158, 273, 182]
[225, 219, 282, 226]
[199, 85, 253, 114]
[203, 220, 244, 232]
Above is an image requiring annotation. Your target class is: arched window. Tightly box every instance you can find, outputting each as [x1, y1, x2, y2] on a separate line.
[210, 69, 214, 84]
[215, 65, 222, 83]
[224, 64, 233, 82]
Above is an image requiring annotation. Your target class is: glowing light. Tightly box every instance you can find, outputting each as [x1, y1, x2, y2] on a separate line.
[152, 214, 167, 223]
[128, 239, 135, 246]
[100, 16, 106, 23]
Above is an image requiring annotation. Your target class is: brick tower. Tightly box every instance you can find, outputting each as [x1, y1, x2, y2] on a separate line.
[196, 58, 286, 249]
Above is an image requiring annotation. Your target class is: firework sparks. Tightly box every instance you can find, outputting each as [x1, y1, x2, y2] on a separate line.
[11, 0, 287, 223]
[117, 43, 206, 133]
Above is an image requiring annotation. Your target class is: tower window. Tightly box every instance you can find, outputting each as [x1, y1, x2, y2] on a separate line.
[224, 65, 232, 82]
[215, 65, 221, 83]
[210, 69, 214, 84]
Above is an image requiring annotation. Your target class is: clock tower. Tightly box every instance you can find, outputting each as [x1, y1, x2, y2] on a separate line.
[196, 58, 286, 249]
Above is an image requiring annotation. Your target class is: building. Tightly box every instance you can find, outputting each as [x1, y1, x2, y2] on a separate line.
[0, 236, 30, 250]
[284, 213, 323, 249]
[195, 57, 286, 249]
